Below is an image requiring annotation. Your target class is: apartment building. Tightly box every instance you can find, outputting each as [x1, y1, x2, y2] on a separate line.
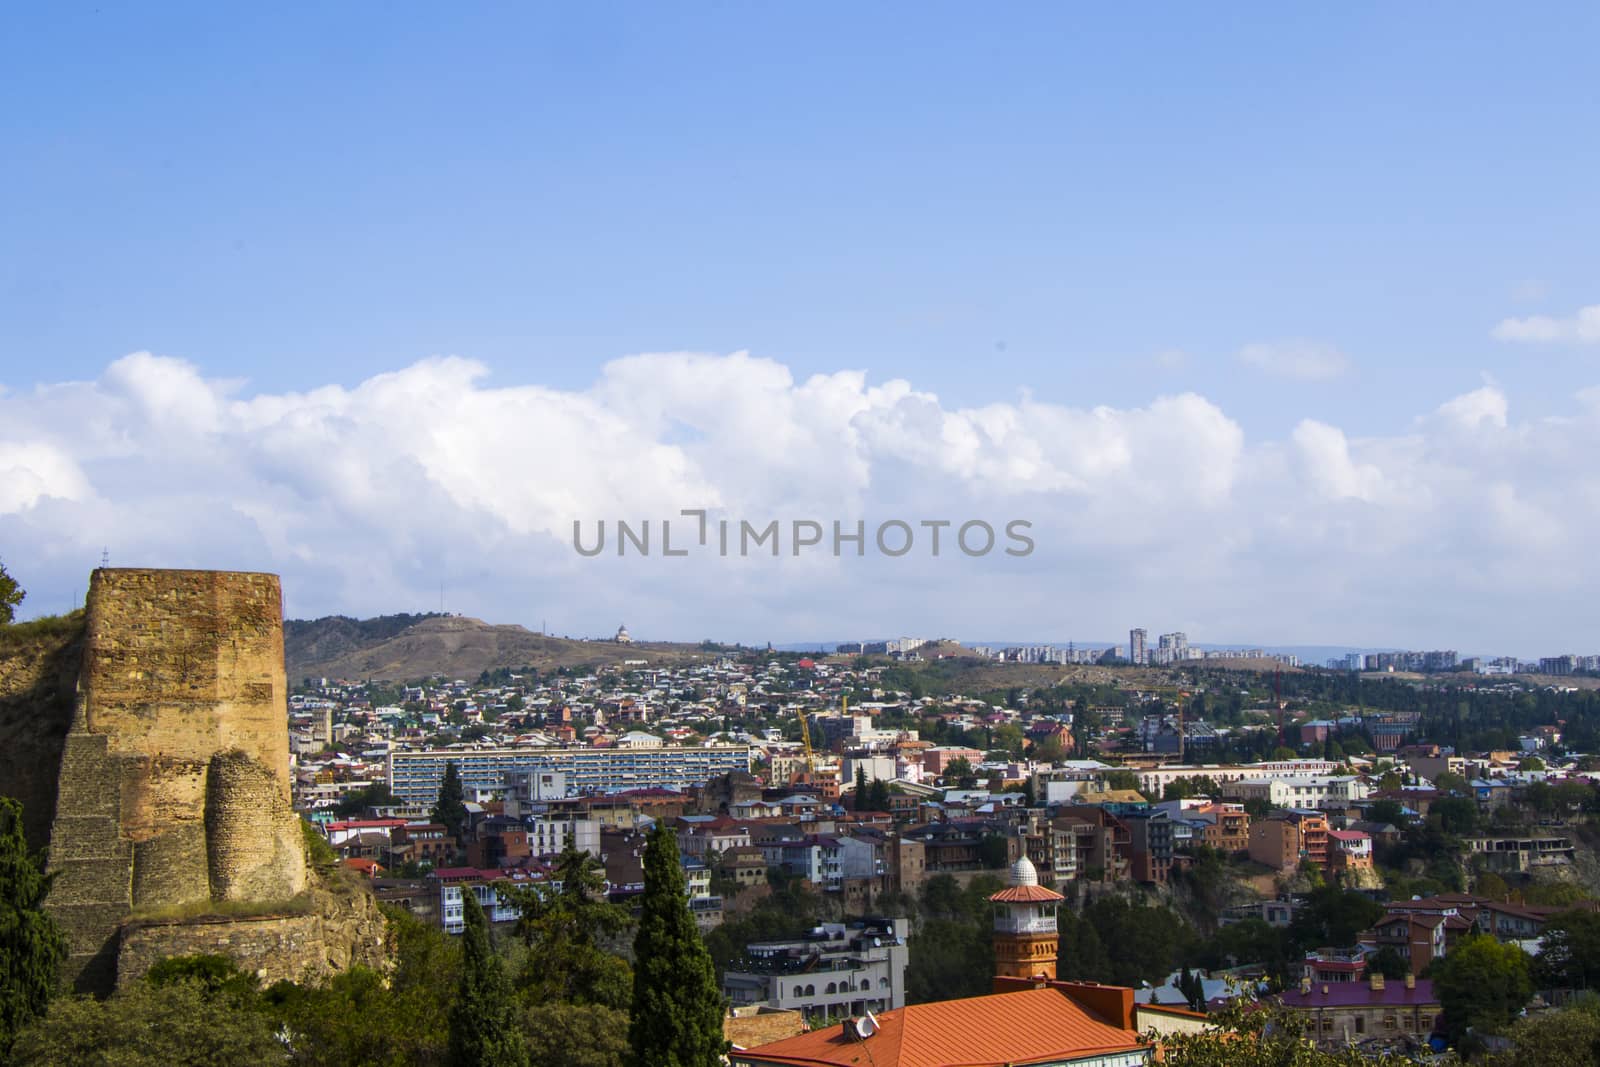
[723, 919, 909, 1021]
[387, 744, 754, 804]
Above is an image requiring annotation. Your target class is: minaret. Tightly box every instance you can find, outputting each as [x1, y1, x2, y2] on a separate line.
[990, 855, 1065, 979]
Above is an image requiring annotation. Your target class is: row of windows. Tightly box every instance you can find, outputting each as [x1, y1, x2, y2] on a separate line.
[782, 976, 893, 998]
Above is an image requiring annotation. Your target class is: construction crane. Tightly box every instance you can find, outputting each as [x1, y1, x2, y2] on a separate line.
[799, 710, 816, 774]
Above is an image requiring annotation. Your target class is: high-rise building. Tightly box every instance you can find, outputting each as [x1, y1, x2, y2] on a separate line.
[1129, 628, 1148, 666]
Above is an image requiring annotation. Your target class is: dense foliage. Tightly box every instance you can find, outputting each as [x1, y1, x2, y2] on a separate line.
[1432, 935, 1534, 1048]
[431, 761, 468, 843]
[449, 891, 528, 1066]
[628, 823, 725, 1067]
[0, 798, 66, 1055]
[0, 560, 22, 625]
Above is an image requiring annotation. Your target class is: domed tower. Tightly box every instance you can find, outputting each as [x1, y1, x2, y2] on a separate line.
[989, 855, 1065, 979]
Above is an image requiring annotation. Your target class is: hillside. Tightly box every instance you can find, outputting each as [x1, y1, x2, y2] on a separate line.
[284, 614, 716, 682]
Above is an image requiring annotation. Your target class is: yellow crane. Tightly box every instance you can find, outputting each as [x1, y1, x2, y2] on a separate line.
[795, 694, 846, 778]
[799, 711, 816, 774]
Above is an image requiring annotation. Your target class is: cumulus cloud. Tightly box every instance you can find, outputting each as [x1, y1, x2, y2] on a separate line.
[1236, 340, 1349, 380]
[1435, 385, 1508, 431]
[1291, 421, 1384, 502]
[1492, 304, 1600, 343]
[2, 351, 1598, 649]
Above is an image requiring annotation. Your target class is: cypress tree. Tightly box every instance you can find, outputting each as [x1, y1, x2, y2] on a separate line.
[0, 797, 67, 1054]
[854, 767, 868, 809]
[448, 891, 526, 1067]
[629, 822, 725, 1067]
[433, 760, 469, 844]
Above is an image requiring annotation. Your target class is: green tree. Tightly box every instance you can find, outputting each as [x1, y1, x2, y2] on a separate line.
[522, 1001, 629, 1067]
[432, 761, 469, 843]
[1487, 998, 1600, 1067]
[977, 834, 1010, 869]
[1034, 732, 1068, 764]
[854, 767, 868, 809]
[335, 782, 398, 818]
[0, 560, 22, 625]
[1474, 871, 1510, 901]
[1102, 768, 1141, 793]
[1368, 946, 1409, 981]
[1157, 999, 1415, 1067]
[10, 980, 287, 1066]
[0, 797, 67, 1054]
[1433, 935, 1534, 1047]
[944, 757, 975, 785]
[1533, 908, 1600, 990]
[261, 904, 458, 1065]
[502, 845, 631, 1009]
[1432, 795, 1479, 834]
[146, 954, 259, 1004]
[448, 892, 527, 1067]
[628, 822, 724, 1067]
[992, 723, 1026, 758]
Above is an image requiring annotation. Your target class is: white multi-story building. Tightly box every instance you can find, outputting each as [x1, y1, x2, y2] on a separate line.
[525, 815, 601, 857]
[1131, 759, 1343, 798]
[388, 743, 754, 804]
[1222, 775, 1370, 810]
[723, 919, 909, 1021]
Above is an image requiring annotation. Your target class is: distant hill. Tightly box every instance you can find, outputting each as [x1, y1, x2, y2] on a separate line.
[284, 614, 715, 683]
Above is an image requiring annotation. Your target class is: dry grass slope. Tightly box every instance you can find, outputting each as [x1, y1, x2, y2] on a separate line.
[286, 614, 718, 681]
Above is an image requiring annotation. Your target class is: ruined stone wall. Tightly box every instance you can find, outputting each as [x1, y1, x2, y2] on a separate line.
[116, 881, 390, 988]
[0, 619, 83, 852]
[45, 569, 308, 992]
[205, 749, 305, 903]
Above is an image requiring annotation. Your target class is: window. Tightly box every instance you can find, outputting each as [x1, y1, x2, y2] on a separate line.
[826, 982, 836, 994]
[1355, 1017, 1364, 1034]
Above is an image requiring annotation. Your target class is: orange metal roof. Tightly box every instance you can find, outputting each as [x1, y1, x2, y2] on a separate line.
[735, 987, 1147, 1067]
[989, 884, 1065, 904]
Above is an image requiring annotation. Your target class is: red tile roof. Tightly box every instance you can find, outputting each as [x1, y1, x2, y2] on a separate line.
[989, 884, 1065, 904]
[734, 987, 1147, 1067]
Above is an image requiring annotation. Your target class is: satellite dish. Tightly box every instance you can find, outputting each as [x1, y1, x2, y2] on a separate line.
[865, 1010, 880, 1033]
[854, 1014, 877, 1038]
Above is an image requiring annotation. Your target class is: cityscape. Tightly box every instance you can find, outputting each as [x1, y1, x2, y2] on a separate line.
[4, 4, 1599, 1066]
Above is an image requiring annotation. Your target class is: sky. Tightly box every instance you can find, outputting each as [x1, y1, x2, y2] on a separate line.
[2, 4, 1598, 655]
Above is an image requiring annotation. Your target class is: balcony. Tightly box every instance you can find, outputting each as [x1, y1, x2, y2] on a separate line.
[993, 915, 1057, 935]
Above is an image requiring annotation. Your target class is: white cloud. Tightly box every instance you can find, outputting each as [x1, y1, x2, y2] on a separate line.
[0, 442, 91, 513]
[1435, 385, 1508, 431]
[3, 355, 1598, 650]
[1291, 421, 1384, 502]
[1492, 304, 1600, 343]
[1237, 340, 1349, 380]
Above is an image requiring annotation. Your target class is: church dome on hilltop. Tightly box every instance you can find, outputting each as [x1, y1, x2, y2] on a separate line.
[615, 623, 632, 644]
[1008, 855, 1039, 887]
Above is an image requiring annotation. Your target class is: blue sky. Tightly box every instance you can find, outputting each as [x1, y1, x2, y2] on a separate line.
[2, 4, 1598, 652]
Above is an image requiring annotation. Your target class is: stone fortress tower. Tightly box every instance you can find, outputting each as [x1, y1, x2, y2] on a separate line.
[989, 855, 1065, 980]
[39, 569, 374, 992]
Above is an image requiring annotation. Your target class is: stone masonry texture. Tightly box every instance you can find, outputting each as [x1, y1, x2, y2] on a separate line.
[42, 569, 311, 992]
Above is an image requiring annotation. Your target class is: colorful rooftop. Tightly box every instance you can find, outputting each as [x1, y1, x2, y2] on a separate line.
[731, 987, 1147, 1067]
